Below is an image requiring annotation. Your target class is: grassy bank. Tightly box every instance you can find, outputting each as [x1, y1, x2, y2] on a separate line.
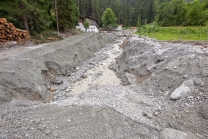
[135, 26, 208, 41]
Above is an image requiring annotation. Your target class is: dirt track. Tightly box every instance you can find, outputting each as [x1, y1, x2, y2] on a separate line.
[0, 31, 207, 139]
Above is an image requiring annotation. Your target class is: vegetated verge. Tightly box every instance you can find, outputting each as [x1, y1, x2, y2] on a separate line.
[135, 25, 208, 41]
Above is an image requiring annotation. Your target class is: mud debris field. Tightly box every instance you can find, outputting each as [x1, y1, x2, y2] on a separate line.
[0, 30, 207, 139]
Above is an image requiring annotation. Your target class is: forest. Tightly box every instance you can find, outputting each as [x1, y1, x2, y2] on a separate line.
[0, 0, 208, 35]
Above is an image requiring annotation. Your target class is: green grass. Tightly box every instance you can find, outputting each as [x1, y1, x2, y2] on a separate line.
[134, 26, 208, 41]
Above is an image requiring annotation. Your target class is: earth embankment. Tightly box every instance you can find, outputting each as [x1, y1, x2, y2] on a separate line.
[0, 33, 116, 104]
[111, 35, 208, 138]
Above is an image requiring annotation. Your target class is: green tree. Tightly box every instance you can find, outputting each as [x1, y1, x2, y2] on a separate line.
[84, 19, 90, 31]
[156, 0, 186, 26]
[57, 0, 79, 31]
[101, 8, 117, 28]
[0, 0, 52, 34]
[187, 0, 204, 25]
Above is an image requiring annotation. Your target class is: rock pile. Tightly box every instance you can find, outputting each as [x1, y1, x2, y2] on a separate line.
[0, 18, 30, 44]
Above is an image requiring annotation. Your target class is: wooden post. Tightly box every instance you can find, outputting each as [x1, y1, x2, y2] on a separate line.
[55, 0, 59, 36]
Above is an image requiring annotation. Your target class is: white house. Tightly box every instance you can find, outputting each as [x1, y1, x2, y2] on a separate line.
[76, 22, 85, 32]
[76, 17, 85, 32]
[86, 26, 99, 33]
[116, 24, 123, 31]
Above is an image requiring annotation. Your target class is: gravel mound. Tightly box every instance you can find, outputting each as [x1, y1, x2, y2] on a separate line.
[111, 35, 208, 138]
[0, 33, 116, 104]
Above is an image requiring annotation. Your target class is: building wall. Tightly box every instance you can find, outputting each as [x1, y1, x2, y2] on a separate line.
[86, 18, 98, 28]
[79, 18, 84, 24]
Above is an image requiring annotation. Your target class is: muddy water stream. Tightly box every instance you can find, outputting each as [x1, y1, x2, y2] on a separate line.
[72, 40, 124, 94]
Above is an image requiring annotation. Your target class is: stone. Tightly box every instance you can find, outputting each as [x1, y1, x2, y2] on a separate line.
[56, 95, 66, 101]
[25, 133, 30, 138]
[45, 130, 51, 135]
[170, 80, 194, 100]
[160, 128, 188, 139]
[125, 73, 136, 84]
[142, 111, 153, 119]
[194, 78, 205, 87]
[53, 132, 59, 138]
[66, 89, 71, 92]
[154, 111, 159, 116]
[183, 75, 188, 79]
[51, 77, 63, 85]
[199, 102, 208, 119]
[47, 86, 56, 92]
[160, 128, 198, 139]
[81, 75, 87, 79]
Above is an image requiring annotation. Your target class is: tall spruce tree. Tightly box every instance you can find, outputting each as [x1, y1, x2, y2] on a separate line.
[57, 0, 79, 31]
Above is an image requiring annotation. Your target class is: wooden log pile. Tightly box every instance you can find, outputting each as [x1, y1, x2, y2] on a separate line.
[0, 18, 30, 44]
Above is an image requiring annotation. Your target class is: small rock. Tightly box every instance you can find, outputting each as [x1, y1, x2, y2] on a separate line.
[51, 77, 63, 85]
[81, 75, 87, 79]
[53, 132, 59, 138]
[170, 79, 194, 100]
[199, 102, 208, 119]
[125, 73, 136, 84]
[154, 112, 159, 116]
[47, 86, 56, 92]
[194, 78, 205, 87]
[142, 111, 153, 119]
[45, 130, 51, 135]
[25, 133, 30, 138]
[56, 95, 66, 101]
[183, 75, 188, 79]
[66, 88, 71, 92]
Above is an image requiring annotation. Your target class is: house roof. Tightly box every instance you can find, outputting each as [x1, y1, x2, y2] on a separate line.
[84, 16, 99, 25]
[79, 16, 85, 20]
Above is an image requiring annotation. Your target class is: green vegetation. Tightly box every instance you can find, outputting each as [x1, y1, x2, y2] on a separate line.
[0, 0, 79, 35]
[135, 25, 208, 41]
[156, 0, 208, 26]
[57, 0, 79, 31]
[1, 0, 208, 41]
[84, 19, 90, 31]
[101, 8, 118, 29]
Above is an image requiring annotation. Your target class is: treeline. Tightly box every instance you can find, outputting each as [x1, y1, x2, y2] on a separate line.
[0, 0, 79, 35]
[75, 0, 158, 27]
[75, 0, 208, 27]
[156, 0, 208, 26]
[0, 0, 207, 35]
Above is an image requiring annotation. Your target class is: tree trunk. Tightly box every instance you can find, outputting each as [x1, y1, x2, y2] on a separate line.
[55, 0, 59, 36]
[84, 0, 85, 17]
[78, 0, 79, 9]
[20, 2, 30, 35]
[30, 19, 34, 34]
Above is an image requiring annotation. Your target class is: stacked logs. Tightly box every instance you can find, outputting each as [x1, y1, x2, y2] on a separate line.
[0, 18, 30, 43]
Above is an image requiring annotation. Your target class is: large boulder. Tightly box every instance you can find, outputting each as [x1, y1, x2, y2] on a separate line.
[170, 79, 194, 100]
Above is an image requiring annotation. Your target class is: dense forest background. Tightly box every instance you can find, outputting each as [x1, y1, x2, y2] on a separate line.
[1, 0, 208, 34]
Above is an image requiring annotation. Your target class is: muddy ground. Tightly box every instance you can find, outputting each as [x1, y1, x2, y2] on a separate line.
[0, 31, 207, 139]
